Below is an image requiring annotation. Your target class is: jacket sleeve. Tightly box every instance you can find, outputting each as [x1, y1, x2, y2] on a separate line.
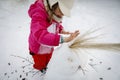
[59, 24, 63, 33]
[29, 7, 60, 46]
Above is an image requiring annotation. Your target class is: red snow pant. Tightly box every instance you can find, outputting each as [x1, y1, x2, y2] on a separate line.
[30, 51, 53, 70]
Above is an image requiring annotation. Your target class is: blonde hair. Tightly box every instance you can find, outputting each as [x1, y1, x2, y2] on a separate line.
[46, 0, 59, 23]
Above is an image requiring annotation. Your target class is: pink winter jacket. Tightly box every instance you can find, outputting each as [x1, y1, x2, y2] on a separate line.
[28, 0, 63, 54]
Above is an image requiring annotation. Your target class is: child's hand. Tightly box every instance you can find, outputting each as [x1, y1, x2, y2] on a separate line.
[64, 30, 80, 42]
[61, 30, 73, 35]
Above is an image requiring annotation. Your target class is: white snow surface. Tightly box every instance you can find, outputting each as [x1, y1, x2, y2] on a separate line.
[0, 0, 120, 80]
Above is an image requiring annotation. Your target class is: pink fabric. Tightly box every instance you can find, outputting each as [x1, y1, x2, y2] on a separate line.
[28, 0, 63, 54]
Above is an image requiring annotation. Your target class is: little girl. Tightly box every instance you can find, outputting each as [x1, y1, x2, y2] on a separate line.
[28, 0, 79, 73]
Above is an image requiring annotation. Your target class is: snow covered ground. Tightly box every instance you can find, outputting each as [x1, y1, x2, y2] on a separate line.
[0, 0, 120, 80]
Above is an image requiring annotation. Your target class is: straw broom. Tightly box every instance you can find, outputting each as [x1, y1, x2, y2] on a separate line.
[69, 29, 120, 52]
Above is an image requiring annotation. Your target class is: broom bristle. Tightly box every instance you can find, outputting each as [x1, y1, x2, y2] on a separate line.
[69, 29, 120, 52]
